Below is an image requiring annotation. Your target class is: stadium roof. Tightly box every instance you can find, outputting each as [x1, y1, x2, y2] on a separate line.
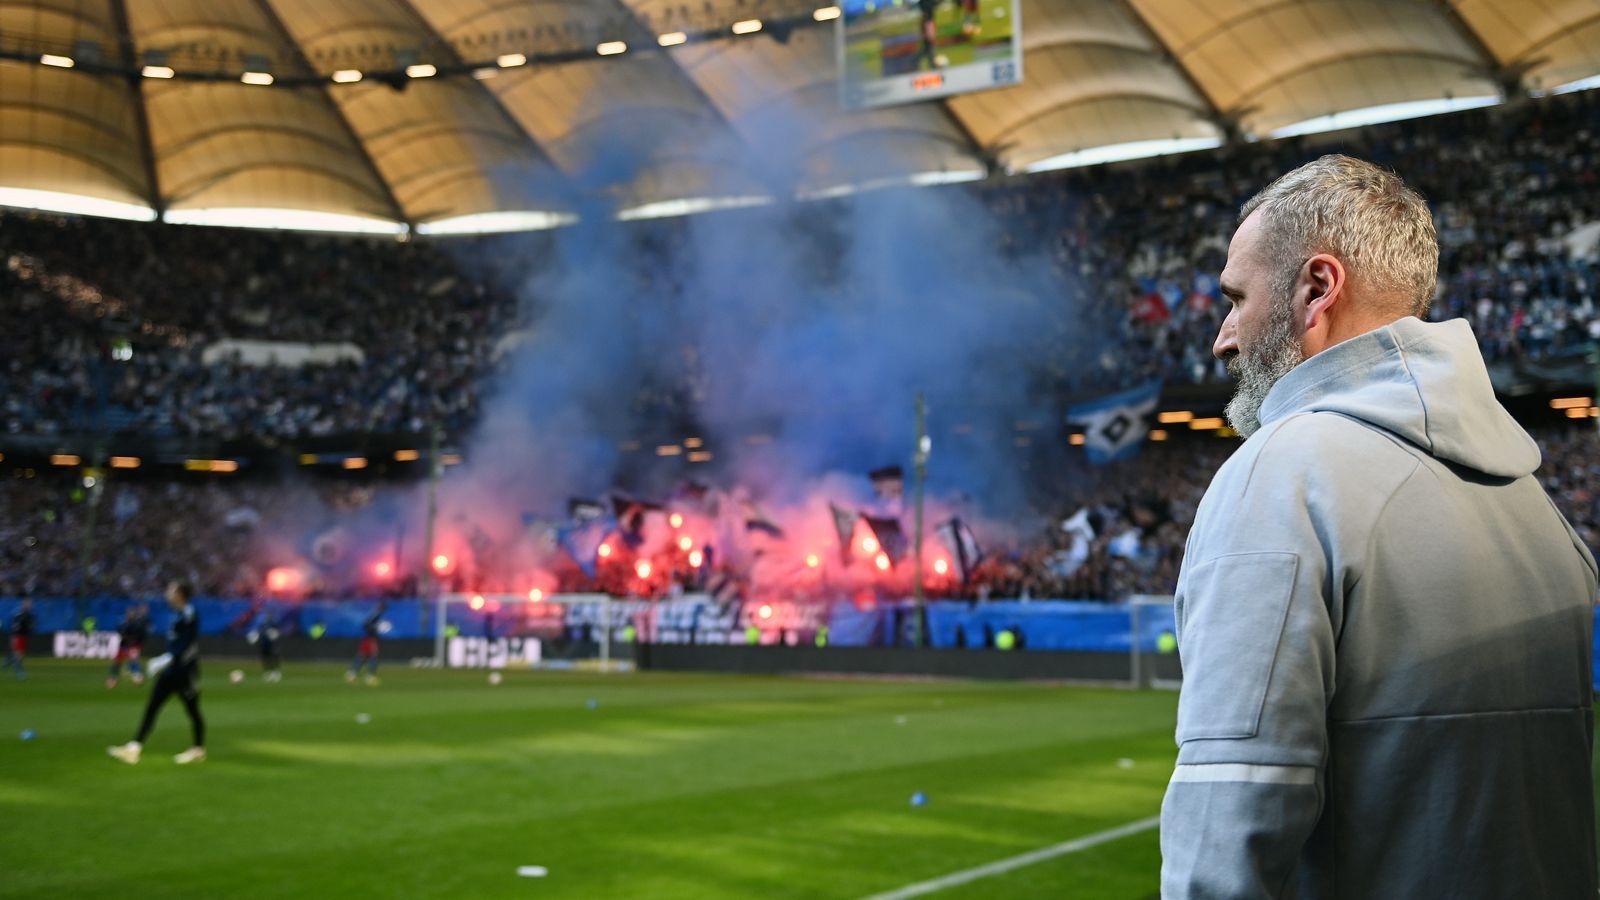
[1, 0, 1596, 233]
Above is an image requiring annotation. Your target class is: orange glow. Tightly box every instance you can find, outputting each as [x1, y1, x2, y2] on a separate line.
[875, 553, 891, 571]
[470, 594, 485, 610]
[266, 567, 295, 592]
[933, 558, 949, 575]
[636, 561, 653, 579]
[688, 550, 704, 568]
[678, 536, 694, 551]
[669, 513, 684, 529]
[432, 554, 451, 573]
[805, 554, 820, 568]
[528, 588, 544, 602]
[861, 536, 879, 554]
[598, 542, 613, 559]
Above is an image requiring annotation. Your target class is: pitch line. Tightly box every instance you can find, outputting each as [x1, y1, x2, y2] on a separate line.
[860, 815, 1161, 900]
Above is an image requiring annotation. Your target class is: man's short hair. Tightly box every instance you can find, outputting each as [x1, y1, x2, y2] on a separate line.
[169, 580, 194, 601]
[1240, 154, 1439, 317]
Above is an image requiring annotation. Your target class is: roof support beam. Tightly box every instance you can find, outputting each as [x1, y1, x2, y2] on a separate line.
[604, 0, 772, 194]
[937, 100, 995, 175]
[249, 0, 412, 228]
[1432, 0, 1527, 97]
[109, 0, 164, 216]
[1117, 0, 1235, 138]
[388, 0, 574, 192]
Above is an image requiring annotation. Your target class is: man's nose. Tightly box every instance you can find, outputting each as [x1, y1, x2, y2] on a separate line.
[1213, 312, 1238, 362]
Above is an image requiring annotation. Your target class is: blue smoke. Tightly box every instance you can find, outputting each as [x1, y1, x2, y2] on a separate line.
[448, 81, 1093, 526]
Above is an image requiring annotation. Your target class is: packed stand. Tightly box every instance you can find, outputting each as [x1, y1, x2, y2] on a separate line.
[5, 425, 1596, 602]
[0, 219, 529, 438]
[4, 91, 1599, 444]
[986, 87, 1600, 393]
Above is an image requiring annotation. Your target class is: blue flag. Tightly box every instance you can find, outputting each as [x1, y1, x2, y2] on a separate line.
[557, 519, 611, 578]
[1066, 381, 1161, 464]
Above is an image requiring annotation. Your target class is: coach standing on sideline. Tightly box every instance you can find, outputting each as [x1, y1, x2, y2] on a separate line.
[1161, 155, 1597, 898]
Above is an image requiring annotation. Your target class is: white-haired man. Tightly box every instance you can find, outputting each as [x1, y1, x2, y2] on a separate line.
[1161, 154, 1597, 897]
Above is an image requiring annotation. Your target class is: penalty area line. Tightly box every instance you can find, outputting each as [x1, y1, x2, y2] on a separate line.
[859, 815, 1161, 900]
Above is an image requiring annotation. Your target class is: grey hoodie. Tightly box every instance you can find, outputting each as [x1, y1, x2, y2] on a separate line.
[1160, 317, 1597, 898]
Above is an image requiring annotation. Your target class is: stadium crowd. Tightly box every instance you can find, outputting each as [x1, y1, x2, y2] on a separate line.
[989, 86, 1600, 392]
[4, 424, 1596, 602]
[3, 90, 1599, 602]
[2, 91, 1596, 441]
[1, 219, 528, 438]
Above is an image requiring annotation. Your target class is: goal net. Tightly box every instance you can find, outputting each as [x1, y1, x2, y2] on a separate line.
[433, 592, 628, 672]
[433, 591, 563, 670]
[1128, 595, 1181, 690]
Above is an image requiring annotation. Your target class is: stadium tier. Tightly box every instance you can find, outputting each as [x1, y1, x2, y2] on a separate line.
[2, 90, 1596, 445]
[3, 90, 1599, 606]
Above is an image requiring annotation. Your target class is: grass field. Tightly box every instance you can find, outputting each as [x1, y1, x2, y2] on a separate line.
[0, 660, 1178, 899]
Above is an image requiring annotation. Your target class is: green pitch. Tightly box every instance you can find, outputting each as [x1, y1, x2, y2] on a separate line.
[0, 660, 1178, 899]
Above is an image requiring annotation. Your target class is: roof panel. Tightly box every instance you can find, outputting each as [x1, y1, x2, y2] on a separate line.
[1454, 0, 1600, 92]
[0, 0, 1596, 227]
[1130, 0, 1492, 135]
[0, 59, 146, 203]
[950, 43, 1213, 162]
[0, 0, 118, 51]
[674, 26, 980, 191]
[123, 0, 400, 219]
[1251, 54, 1497, 134]
[414, 0, 761, 206]
[271, 0, 573, 222]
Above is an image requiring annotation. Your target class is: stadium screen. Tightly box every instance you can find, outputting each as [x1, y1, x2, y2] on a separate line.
[837, 0, 1021, 111]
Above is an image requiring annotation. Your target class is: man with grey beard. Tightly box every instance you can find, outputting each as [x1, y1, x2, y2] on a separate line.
[1160, 155, 1597, 898]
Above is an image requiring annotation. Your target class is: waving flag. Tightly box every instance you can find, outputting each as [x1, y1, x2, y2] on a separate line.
[1066, 381, 1161, 463]
[612, 495, 663, 549]
[935, 517, 984, 582]
[830, 504, 858, 564]
[863, 515, 908, 563]
[557, 520, 610, 578]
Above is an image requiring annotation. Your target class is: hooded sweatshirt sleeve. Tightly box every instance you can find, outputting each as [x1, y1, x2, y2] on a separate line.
[1160, 415, 1414, 898]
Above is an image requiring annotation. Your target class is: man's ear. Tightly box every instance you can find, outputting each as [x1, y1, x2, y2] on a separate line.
[1301, 254, 1346, 332]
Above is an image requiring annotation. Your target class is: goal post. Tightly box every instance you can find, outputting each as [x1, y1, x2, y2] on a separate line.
[434, 592, 625, 672]
[1128, 594, 1181, 690]
[434, 591, 566, 670]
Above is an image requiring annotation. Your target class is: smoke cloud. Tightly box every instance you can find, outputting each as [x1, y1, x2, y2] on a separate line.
[253, 70, 1104, 595]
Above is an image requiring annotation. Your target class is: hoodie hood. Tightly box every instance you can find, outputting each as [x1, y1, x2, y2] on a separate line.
[1257, 317, 1540, 478]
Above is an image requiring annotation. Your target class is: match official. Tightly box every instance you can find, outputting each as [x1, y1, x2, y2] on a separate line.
[1161, 156, 1597, 897]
